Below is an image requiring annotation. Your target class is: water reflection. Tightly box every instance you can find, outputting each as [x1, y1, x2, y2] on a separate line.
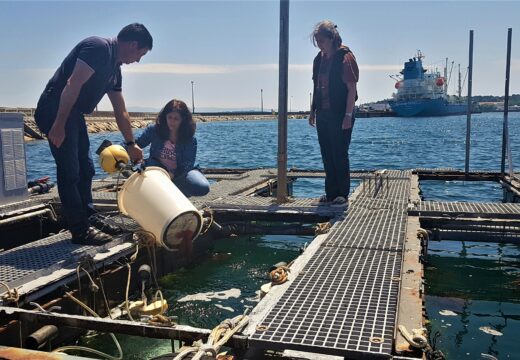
[426, 241, 520, 359]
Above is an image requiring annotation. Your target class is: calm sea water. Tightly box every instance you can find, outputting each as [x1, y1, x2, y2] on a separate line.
[25, 113, 520, 359]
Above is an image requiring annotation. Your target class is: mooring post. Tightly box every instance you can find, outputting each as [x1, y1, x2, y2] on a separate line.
[465, 30, 474, 177]
[277, 0, 290, 203]
[501, 28, 513, 177]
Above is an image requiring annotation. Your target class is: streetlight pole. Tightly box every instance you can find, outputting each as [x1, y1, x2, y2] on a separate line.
[261, 88, 264, 113]
[191, 81, 195, 114]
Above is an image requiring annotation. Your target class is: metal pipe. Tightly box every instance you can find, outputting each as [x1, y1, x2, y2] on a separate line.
[277, 0, 290, 203]
[0, 209, 55, 226]
[501, 28, 513, 176]
[25, 325, 58, 350]
[465, 30, 474, 176]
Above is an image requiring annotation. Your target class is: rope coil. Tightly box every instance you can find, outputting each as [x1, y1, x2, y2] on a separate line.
[398, 325, 445, 360]
[269, 266, 290, 285]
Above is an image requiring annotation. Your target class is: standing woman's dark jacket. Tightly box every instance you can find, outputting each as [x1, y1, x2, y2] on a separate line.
[311, 46, 358, 116]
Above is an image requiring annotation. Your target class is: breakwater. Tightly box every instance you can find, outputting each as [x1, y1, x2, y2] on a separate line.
[22, 114, 309, 140]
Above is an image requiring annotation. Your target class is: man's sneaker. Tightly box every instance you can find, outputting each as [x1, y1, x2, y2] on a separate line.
[331, 196, 348, 206]
[71, 227, 113, 246]
[318, 194, 330, 203]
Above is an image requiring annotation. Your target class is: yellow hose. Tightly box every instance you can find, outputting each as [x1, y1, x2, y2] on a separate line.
[53, 292, 123, 360]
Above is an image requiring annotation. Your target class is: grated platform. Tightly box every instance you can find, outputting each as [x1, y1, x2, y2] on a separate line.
[250, 247, 402, 359]
[0, 230, 133, 302]
[249, 171, 411, 359]
[410, 200, 520, 219]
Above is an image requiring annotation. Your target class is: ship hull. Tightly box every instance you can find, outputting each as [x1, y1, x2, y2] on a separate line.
[389, 98, 468, 117]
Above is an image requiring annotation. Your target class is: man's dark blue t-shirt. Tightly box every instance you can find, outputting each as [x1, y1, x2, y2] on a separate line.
[41, 36, 121, 115]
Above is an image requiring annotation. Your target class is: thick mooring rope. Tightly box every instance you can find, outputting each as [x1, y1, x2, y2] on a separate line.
[398, 325, 445, 360]
[173, 314, 249, 360]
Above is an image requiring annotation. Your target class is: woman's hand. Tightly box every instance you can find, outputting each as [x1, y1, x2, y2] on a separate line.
[308, 111, 316, 127]
[342, 114, 353, 130]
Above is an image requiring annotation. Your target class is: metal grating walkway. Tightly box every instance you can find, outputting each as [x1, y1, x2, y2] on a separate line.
[0, 231, 133, 302]
[252, 247, 401, 358]
[410, 200, 520, 219]
[249, 171, 411, 359]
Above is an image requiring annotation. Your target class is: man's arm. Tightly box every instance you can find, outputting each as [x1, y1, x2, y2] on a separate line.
[107, 91, 143, 162]
[48, 60, 94, 147]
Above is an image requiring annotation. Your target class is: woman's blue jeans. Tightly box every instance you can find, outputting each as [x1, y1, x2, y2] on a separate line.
[173, 170, 210, 197]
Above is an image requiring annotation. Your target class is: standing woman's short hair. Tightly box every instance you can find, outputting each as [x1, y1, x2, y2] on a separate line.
[312, 20, 342, 49]
[155, 99, 196, 143]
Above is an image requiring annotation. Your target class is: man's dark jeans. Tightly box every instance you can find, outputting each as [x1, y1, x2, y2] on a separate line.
[316, 109, 354, 200]
[35, 96, 95, 237]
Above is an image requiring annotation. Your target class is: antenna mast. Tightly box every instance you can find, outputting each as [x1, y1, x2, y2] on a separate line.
[458, 64, 462, 98]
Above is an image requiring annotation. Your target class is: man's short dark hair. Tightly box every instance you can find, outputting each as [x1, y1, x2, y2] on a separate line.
[117, 23, 153, 50]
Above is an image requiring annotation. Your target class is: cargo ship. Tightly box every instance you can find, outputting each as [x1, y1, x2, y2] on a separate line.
[388, 51, 468, 117]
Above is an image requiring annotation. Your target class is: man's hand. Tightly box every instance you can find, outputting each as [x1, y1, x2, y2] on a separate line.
[308, 111, 316, 127]
[342, 114, 353, 130]
[127, 144, 143, 163]
[48, 122, 66, 148]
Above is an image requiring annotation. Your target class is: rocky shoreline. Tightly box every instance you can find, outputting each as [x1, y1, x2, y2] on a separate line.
[23, 114, 306, 141]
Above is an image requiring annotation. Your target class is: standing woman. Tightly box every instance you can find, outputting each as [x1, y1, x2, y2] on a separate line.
[136, 99, 210, 197]
[309, 20, 359, 205]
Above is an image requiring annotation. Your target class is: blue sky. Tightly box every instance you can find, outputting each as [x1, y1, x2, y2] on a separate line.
[1, 0, 520, 111]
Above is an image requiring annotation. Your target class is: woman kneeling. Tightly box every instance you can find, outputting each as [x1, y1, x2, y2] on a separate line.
[136, 99, 210, 197]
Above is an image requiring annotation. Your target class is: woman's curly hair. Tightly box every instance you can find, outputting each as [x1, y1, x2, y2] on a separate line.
[155, 99, 196, 143]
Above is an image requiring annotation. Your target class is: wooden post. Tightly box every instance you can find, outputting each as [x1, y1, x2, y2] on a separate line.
[501, 28, 513, 176]
[277, 0, 289, 203]
[465, 30, 474, 176]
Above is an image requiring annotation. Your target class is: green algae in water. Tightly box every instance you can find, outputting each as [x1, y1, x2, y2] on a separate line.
[80, 233, 310, 359]
[162, 233, 310, 329]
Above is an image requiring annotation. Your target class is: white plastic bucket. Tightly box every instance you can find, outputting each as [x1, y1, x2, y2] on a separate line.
[117, 166, 203, 251]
